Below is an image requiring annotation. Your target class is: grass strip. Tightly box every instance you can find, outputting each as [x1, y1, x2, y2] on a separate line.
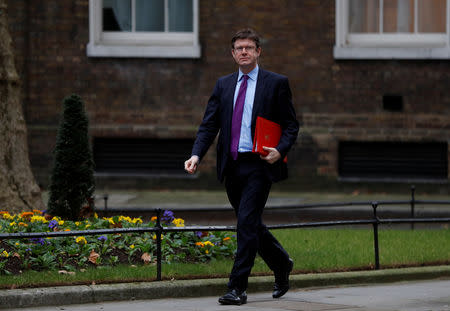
[1, 228, 448, 289]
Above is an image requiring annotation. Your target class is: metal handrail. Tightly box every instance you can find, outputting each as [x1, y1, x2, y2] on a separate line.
[1, 186, 449, 280]
[93, 200, 450, 213]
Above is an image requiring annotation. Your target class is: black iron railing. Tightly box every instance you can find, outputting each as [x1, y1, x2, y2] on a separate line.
[1, 187, 449, 281]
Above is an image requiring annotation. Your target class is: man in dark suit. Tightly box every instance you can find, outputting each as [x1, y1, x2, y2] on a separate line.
[184, 28, 299, 305]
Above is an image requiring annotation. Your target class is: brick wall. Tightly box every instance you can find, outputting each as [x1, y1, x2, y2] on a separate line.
[6, 0, 450, 187]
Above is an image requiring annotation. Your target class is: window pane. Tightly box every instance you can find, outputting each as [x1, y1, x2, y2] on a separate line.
[349, 0, 380, 33]
[168, 0, 193, 32]
[418, 0, 446, 33]
[103, 0, 131, 31]
[136, 0, 164, 32]
[384, 0, 414, 33]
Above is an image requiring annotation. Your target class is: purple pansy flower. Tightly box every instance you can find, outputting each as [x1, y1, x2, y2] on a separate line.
[30, 238, 45, 245]
[161, 210, 175, 223]
[48, 220, 58, 230]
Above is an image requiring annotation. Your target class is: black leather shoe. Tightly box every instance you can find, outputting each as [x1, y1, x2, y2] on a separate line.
[272, 258, 294, 298]
[218, 288, 247, 305]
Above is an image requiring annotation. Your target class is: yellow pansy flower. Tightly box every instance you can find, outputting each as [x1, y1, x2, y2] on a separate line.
[132, 218, 143, 224]
[172, 218, 185, 227]
[75, 236, 87, 245]
[3, 213, 14, 220]
[31, 215, 47, 223]
[119, 216, 132, 223]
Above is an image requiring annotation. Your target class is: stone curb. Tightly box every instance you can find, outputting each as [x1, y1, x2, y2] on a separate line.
[1, 265, 449, 309]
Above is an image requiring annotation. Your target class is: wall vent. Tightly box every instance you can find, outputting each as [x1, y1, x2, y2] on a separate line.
[93, 137, 194, 176]
[339, 141, 448, 182]
[383, 94, 403, 112]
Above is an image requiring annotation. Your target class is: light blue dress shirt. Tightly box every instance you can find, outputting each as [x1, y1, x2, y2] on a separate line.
[233, 65, 258, 153]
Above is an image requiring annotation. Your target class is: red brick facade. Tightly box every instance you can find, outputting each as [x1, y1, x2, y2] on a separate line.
[7, 0, 450, 187]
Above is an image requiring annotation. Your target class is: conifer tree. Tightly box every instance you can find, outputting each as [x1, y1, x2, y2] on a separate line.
[47, 94, 95, 220]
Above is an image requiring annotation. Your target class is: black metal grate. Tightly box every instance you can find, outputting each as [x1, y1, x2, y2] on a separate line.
[339, 141, 448, 181]
[93, 137, 194, 175]
[383, 94, 403, 112]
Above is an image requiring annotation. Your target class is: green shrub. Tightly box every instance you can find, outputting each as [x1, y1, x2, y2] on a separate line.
[47, 94, 95, 220]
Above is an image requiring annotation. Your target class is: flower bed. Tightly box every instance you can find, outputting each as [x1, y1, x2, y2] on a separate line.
[0, 210, 236, 275]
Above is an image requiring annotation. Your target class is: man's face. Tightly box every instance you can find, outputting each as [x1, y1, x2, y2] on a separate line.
[231, 38, 261, 71]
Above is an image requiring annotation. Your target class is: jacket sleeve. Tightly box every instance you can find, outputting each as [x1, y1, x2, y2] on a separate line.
[191, 80, 222, 161]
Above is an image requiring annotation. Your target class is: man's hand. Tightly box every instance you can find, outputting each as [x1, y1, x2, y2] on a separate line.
[260, 147, 281, 164]
[184, 155, 199, 174]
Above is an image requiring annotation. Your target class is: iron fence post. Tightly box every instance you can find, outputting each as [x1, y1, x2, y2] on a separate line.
[156, 208, 162, 281]
[372, 202, 380, 270]
[410, 185, 415, 230]
[103, 194, 108, 217]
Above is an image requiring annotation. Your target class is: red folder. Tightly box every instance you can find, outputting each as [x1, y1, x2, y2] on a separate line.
[252, 116, 287, 163]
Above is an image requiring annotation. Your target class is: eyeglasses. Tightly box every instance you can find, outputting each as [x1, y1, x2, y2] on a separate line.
[234, 46, 257, 53]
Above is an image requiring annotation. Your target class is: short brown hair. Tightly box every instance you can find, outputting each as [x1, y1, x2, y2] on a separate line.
[231, 28, 260, 49]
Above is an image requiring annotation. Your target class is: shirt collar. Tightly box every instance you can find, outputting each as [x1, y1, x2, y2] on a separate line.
[238, 65, 259, 82]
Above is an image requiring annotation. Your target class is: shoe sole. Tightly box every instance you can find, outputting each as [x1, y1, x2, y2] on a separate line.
[218, 298, 247, 305]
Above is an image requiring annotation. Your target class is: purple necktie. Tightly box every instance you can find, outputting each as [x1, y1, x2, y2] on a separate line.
[230, 75, 249, 160]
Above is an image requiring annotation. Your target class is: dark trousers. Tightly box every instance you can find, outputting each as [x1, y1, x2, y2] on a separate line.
[225, 153, 290, 291]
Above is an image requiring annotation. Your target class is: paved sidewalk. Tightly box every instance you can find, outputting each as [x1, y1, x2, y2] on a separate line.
[1, 266, 449, 310]
[6, 279, 450, 311]
[92, 191, 450, 226]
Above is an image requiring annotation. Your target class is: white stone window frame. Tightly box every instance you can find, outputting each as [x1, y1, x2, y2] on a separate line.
[334, 0, 450, 59]
[87, 0, 201, 58]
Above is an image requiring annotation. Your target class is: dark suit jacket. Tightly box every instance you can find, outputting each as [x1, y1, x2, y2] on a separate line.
[192, 68, 299, 183]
